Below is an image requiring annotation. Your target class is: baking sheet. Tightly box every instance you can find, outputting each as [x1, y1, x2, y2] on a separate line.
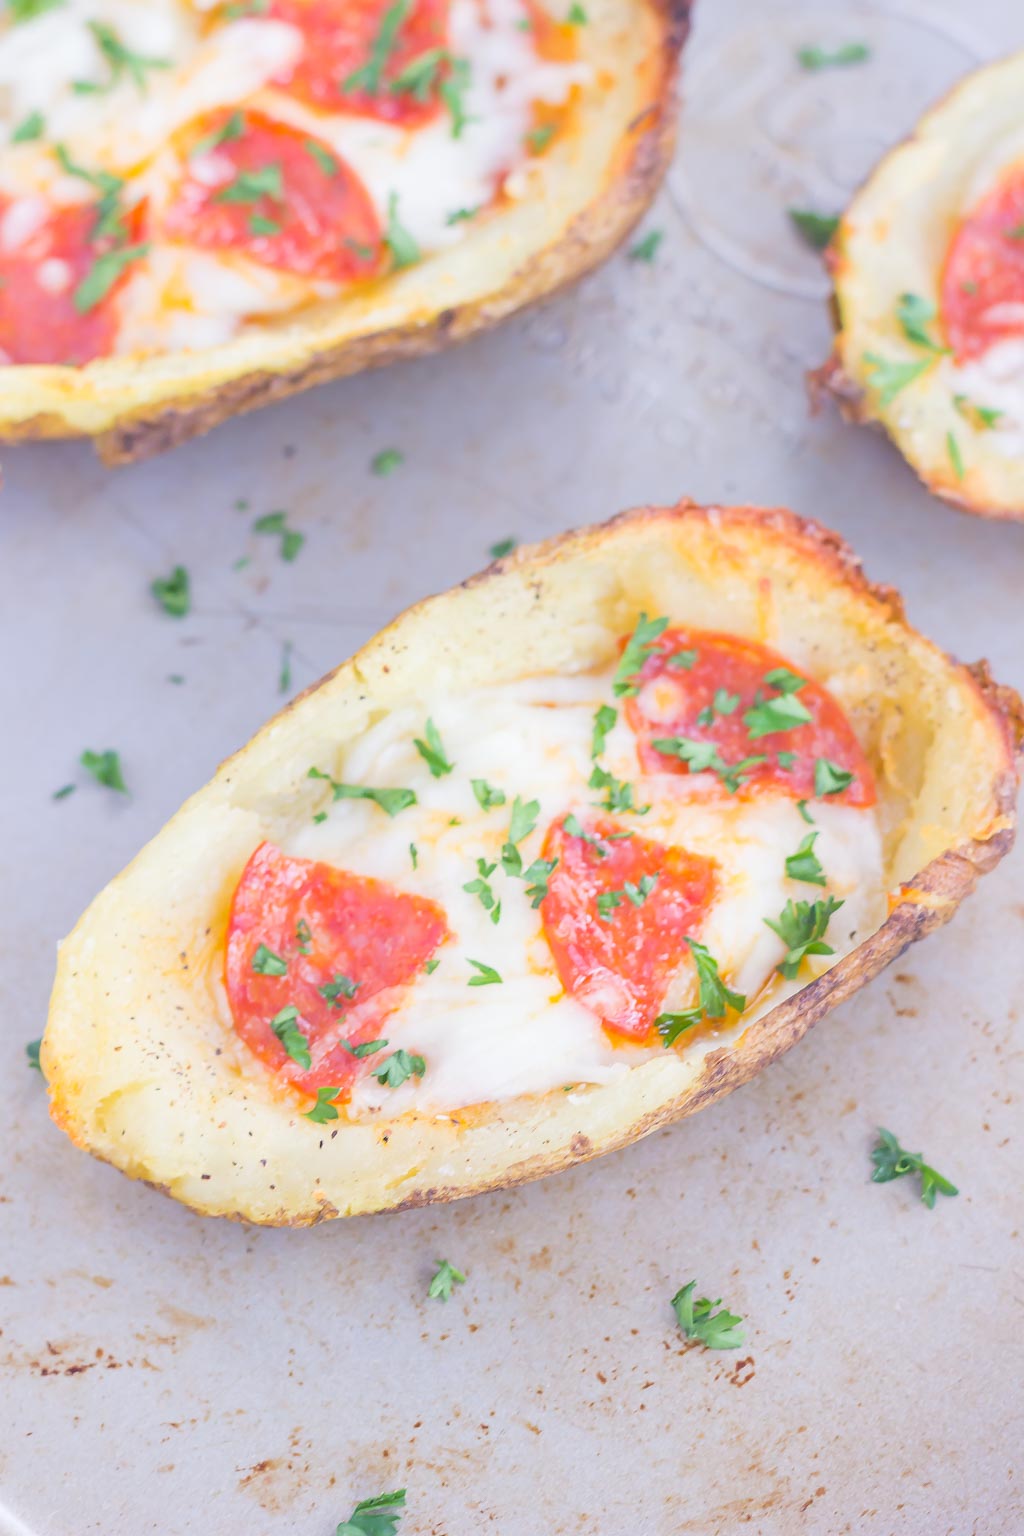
[3, 1, 1024, 1532]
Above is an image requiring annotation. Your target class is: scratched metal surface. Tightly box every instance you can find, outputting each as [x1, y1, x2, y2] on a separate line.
[3, 1, 1024, 1533]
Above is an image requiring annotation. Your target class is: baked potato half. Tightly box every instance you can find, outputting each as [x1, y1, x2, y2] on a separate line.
[0, 0, 690, 465]
[43, 500, 1022, 1224]
[817, 52, 1024, 519]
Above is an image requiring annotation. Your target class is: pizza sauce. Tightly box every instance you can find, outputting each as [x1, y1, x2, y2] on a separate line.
[942, 164, 1024, 363]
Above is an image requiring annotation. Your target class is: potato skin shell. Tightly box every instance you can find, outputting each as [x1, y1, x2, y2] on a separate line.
[43, 500, 1023, 1225]
[0, 0, 694, 464]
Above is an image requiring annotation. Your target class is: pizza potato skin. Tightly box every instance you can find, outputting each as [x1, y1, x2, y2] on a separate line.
[0, 0, 691, 465]
[815, 52, 1024, 520]
[44, 501, 1022, 1224]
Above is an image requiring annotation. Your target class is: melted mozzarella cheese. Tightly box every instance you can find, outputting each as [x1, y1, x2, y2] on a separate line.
[947, 340, 1024, 458]
[277, 670, 886, 1116]
[0, 0, 590, 355]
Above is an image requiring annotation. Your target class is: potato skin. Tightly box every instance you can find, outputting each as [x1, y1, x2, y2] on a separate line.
[0, 0, 693, 464]
[43, 501, 1022, 1225]
[815, 52, 1024, 520]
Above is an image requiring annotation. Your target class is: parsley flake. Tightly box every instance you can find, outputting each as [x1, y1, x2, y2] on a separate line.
[467, 958, 502, 986]
[427, 1257, 466, 1301]
[797, 41, 870, 70]
[953, 394, 1002, 431]
[304, 138, 338, 177]
[947, 429, 964, 481]
[295, 918, 312, 954]
[785, 831, 826, 886]
[522, 856, 557, 907]
[463, 857, 500, 919]
[191, 110, 245, 159]
[686, 936, 745, 1018]
[26, 1037, 42, 1071]
[12, 110, 45, 142]
[743, 690, 812, 739]
[341, 0, 411, 94]
[371, 447, 403, 476]
[614, 613, 669, 696]
[319, 974, 360, 1006]
[80, 748, 127, 794]
[413, 717, 454, 778]
[335, 1489, 407, 1536]
[787, 207, 839, 250]
[252, 943, 287, 976]
[671, 1280, 745, 1350]
[305, 1085, 342, 1123]
[270, 1006, 311, 1069]
[526, 122, 555, 153]
[870, 1127, 958, 1209]
[309, 766, 417, 818]
[589, 762, 650, 814]
[384, 191, 419, 269]
[151, 564, 190, 618]
[862, 352, 930, 406]
[471, 778, 506, 811]
[52, 783, 75, 801]
[628, 229, 663, 262]
[764, 895, 843, 979]
[74, 20, 171, 95]
[488, 536, 517, 559]
[655, 1010, 702, 1047]
[814, 757, 854, 797]
[213, 162, 283, 205]
[74, 243, 149, 314]
[667, 648, 698, 670]
[591, 703, 617, 759]
[896, 291, 948, 353]
[373, 1048, 425, 1087]
[253, 509, 304, 561]
[339, 1038, 388, 1059]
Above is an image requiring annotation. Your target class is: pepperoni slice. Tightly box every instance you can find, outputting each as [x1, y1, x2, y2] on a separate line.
[164, 111, 382, 282]
[225, 841, 448, 1096]
[622, 628, 875, 807]
[942, 166, 1024, 362]
[540, 814, 717, 1039]
[266, 0, 450, 126]
[0, 197, 135, 365]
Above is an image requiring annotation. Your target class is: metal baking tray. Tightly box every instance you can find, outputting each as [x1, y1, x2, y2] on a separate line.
[3, 1, 1022, 1531]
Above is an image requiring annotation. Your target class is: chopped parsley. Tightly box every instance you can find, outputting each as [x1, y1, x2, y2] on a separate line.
[371, 447, 404, 475]
[80, 748, 126, 794]
[667, 648, 698, 670]
[439, 55, 471, 138]
[813, 757, 854, 797]
[7, 0, 66, 20]
[249, 213, 281, 237]
[12, 110, 45, 143]
[796, 798, 814, 824]
[862, 353, 930, 407]
[372, 1048, 425, 1087]
[947, 430, 964, 481]
[796, 41, 870, 70]
[270, 1006, 311, 1069]
[253, 509, 304, 561]
[686, 936, 745, 1018]
[392, 46, 446, 99]
[624, 874, 657, 905]
[765, 895, 843, 979]
[309, 765, 417, 818]
[74, 20, 171, 95]
[74, 243, 150, 315]
[696, 687, 739, 727]
[334, 1489, 407, 1536]
[319, 973, 360, 1006]
[213, 162, 283, 206]
[651, 736, 766, 795]
[563, 811, 609, 857]
[655, 1010, 701, 1047]
[785, 831, 826, 886]
[471, 778, 506, 811]
[295, 918, 312, 954]
[341, 0, 412, 94]
[427, 1257, 466, 1301]
[613, 613, 668, 696]
[252, 943, 287, 976]
[764, 667, 805, 694]
[591, 703, 617, 759]
[952, 394, 1002, 431]
[339, 1038, 388, 1059]
[566, 1, 587, 21]
[151, 564, 190, 618]
[742, 690, 812, 739]
[777, 750, 797, 770]
[409, 842, 418, 869]
[671, 1281, 745, 1350]
[488, 536, 517, 559]
[191, 110, 245, 159]
[52, 783, 76, 801]
[467, 958, 502, 986]
[870, 1127, 958, 1209]
[279, 640, 292, 695]
[304, 138, 338, 177]
[500, 795, 540, 874]
[596, 889, 622, 922]
[896, 291, 948, 353]
[526, 123, 555, 153]
[305, 1085, 341, 1123]
[463, 857, 500, 922]
[628, 229, 663, 262]
[787, 208, 839, 250]
[384, 192, 419, 269]
[413, 717, 454, 778]
[589, 762, 650, 813]
[522, 856, 557, 907]
[26, 1038, 41, 1071]
[424, 957, 440, 974]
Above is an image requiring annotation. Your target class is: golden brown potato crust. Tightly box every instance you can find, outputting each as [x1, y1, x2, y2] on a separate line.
[44, 501, 1022, 1224]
